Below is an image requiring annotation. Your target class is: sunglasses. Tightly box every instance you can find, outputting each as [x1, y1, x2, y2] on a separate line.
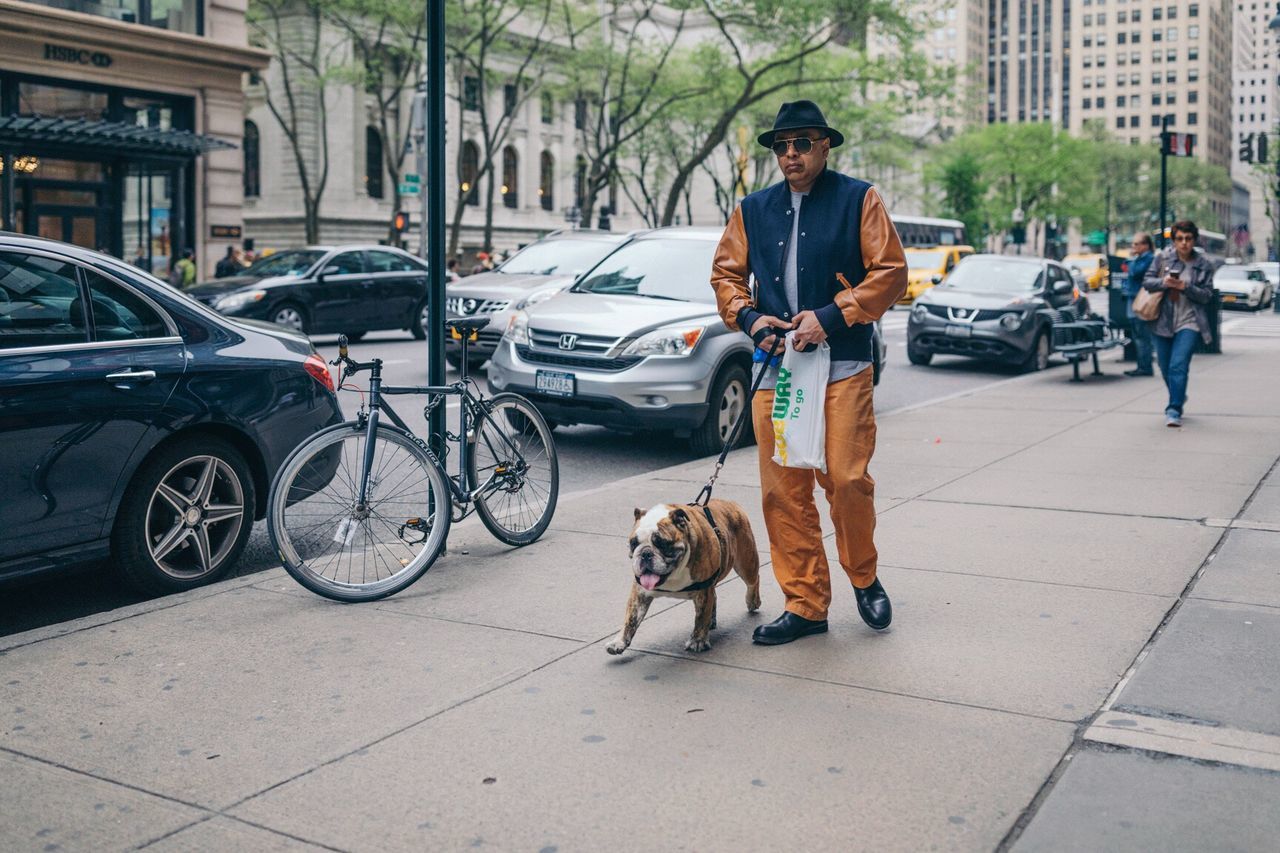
[772, 136, 823, 156]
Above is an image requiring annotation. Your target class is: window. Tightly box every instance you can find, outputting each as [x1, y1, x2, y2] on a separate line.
[364, 127, 383, 199]
[574, 97, 587, 130]
[1084, 56, 1093, 68]
[1153, 29, 1162, 41]
[1152, 114, 1163, 126]
[327, 252, 366, 276]
[1098, 34, 1108, 46]
[1133, 10, 1141, 21]
[1132, 51, 1141, 63]
[1119, 53, 1128, 64]
[0, 252, 88, 349]
[539, 151, 554, 211]
[366, 250, 421, 273]
[1118, 32, 1126, 44]
[540, 91, 554, 124]
[1153, 49, 1163, 62]
[1118, 95, 1127, 106]
[463, 76, 480, 111]
[1188, 25, 1199, 38]
[243, 120, 260, 198]
[1097, 97, 1106, 108]
[1131, 72, 1141, 84]
[1098, 13, 1106, 24]
[1189, 46, 1199, 60]
[1084, 35, 1093, 46]
[84, 271, 168, 342]
[1167, 70, 1177, 82]
[1153, 93, 1162, 105]
[460, 141, 479, 206]
[1132, 30, 1141, 42]
[1167, 48, 1176, 61]
[1167, 27, 1177, 41]
[1188, 112, 1198, 125]
[1097, 54, 1107, 67]
[1084, 14, 1092, 25]
[1118, 10, 1128, 22]
[1189, 3, 1199, 16]
[1084, 77, 1094, 88]
[1116, 116, 1127, 128]
[503, 83, 517, 117]
[1130, 115, 1140, 127]
[1166, 5, 1176, 18]
[574, 155, 587, 210]
[1167, 92, 1176, 105]
[1084, 97, 1092, 109]
[1152, 72, 1162, 84]
[1153, 7, 1162, 19]
[502, 146, 518, 209]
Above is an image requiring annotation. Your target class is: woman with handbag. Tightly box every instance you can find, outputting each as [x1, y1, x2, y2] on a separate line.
[1139, 220, 1216, 428]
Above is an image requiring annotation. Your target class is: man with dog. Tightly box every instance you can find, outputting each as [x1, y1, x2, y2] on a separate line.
[710, 100, 908, 645]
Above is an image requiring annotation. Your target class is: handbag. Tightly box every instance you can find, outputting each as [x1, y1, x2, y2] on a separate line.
[1132, 287, 1163, 322]
[770, 333, 830, 472]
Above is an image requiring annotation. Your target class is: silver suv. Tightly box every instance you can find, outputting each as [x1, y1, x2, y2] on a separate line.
[488, 227, 884, 455]
[444, 229, 627, 369]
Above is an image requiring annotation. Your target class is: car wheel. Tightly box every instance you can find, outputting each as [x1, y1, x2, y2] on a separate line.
[690, 364, 749, 457]
[111, 436, 255, 597]
[271, 303, 308, 334]
[411, 299, 428, 340]
[907, 340, 932, 366]
[1021, 329, 1050, 373]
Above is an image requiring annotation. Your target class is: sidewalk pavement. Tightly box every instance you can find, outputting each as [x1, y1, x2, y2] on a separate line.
[3, 334, 1279, 852]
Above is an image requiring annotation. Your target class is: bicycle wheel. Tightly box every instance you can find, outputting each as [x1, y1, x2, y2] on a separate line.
[268, 421, 452, 602]
[467, 393, 558, 546]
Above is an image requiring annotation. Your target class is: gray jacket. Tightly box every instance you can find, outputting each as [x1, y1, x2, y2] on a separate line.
[1142, 248, 1215, 343]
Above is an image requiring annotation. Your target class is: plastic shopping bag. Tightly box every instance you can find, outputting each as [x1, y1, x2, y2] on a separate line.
[770, 333, 830, 472]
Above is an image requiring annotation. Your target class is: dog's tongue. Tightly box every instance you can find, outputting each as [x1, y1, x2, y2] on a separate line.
[639, 572, 661, 591]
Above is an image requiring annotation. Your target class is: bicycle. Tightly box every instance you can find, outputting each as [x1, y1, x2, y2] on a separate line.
[266, 316, 558, 602]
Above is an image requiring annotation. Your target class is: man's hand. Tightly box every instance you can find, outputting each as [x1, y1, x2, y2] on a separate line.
[790, 310, 827, 350]
[750, 315, 792, 354]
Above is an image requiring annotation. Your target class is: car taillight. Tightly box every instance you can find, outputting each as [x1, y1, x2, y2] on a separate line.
[304, 354, 335, 393]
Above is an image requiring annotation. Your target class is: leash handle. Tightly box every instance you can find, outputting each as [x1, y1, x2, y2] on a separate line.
[693, 328, 785, 505]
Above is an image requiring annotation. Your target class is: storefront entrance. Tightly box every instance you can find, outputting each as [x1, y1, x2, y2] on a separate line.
[15, 159, 109, 249]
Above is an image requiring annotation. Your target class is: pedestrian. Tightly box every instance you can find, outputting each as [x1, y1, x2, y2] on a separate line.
[471, 251, 494, 275]
[215, 246, 241, 278]
[446, 257, 461, 282]
[131, 245, 147, 270]
[1123, 232, 1156, 377]
[172, 248, 197, 288]
[1142, 220, 1216, 428]
[710, 99, 908, 645]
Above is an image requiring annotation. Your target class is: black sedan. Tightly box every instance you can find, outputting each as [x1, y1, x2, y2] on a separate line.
[185, 245, 430, 339]
[906, 254, 1090, 372]
[0, 235, 343, 595]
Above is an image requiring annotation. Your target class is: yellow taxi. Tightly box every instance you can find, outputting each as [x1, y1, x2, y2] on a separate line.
[900, 245, 974, 303]
[1062, 253, 1110, 290]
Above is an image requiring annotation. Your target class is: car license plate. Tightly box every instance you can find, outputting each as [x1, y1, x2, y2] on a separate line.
[945, 324, 972, 338]
[536, 370, 575, 397]
[1222, 294, 1237, 303]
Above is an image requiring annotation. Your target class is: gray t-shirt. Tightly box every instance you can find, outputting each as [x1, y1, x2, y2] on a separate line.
[754, 190, 871, 390]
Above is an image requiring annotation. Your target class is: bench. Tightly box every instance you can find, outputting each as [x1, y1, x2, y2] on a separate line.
[1046, 310, 1128, 381]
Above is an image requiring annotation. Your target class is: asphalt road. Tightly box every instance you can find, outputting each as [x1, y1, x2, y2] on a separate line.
[0, 294, 1111, 636]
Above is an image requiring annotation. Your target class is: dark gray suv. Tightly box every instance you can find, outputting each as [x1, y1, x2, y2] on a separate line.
[906, 254, 1090, 372]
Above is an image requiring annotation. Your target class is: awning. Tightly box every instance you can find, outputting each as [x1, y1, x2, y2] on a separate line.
[0, 114, 235, 161]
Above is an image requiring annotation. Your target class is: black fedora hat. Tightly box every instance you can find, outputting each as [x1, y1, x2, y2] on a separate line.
[757, 100, 844, 149]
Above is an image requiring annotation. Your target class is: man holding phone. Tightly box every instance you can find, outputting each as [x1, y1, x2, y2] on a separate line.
[1141, 220, 1216, 427]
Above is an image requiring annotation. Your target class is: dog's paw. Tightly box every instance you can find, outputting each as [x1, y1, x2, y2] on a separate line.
[606, 639, 629, 655]
[684, 636, 712, 653]
[746, 587, 761, 613]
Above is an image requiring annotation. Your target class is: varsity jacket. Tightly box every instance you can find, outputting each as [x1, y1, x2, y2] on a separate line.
[710, 168, 908, 363]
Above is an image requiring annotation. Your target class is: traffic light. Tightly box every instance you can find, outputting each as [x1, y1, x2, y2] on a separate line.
[1010, 225, 1026, 245]
[1259, 132, 1269, 164]
[391, 210, 410, 247]
[1241, 133, 1256, 164]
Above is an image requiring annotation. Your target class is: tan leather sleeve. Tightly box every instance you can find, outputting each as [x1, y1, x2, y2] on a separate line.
[710, 205, 754, 332]
[832, 188, 908, 326]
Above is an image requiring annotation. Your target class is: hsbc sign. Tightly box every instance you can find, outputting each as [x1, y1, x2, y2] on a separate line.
[44, 43, 113, 68]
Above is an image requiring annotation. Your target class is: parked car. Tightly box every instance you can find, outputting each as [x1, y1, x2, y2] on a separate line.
[899, 245, 975, 303]
[444, 229, 628, 370]
[1062, 252, 1110, 290]
[487, 227, 885, 455]
[1256, 261, 1279, 290]
[185, 245, 429, 339]
[906, 253, 1090, 372]
[0, 235, 343, 595]
[1214, 265, 1274, 311]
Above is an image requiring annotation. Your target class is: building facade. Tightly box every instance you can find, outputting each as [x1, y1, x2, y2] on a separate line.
[1230, 0, 1279, 258]
[0, 0, 268, 278]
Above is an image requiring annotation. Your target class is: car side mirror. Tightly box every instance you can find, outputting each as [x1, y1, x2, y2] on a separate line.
[318, 265, 340, 280]
[1053, 279, 1074, 295]
[930, 273, 943, 285]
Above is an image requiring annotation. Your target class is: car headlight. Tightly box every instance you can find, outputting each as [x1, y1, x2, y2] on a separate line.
[910, 303, 929, 323]
[505, 310, 530, 345]
[621, 325, 706, 357]
[999, 311, 1026, 330]
[212, 290, 267, 312]
[517, 287, 563, 310]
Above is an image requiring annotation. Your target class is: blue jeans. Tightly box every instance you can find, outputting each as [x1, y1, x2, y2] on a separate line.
[1153, 329, 1199, 417]
[1126, 295, 1154, 372]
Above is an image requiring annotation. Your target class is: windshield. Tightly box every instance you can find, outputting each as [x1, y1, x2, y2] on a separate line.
[943, 258, 1044, 293]
[574, 238, 717, 302]
[905, 250, 946, 270]
[247, 250, 325, 278]
[499, 239, 618, 276]
[1216, 268, 1261, 281]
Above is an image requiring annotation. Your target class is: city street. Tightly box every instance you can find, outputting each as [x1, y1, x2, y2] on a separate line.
[0, 303, 1096, 636]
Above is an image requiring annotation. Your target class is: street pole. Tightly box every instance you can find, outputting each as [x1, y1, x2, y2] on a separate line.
[425, 0, 446, 454]
[1104, 185, 1111, 255]
[1159, 114, 1170, 250]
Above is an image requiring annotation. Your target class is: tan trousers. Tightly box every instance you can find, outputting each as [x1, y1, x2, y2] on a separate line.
[751, 369, 878, 621]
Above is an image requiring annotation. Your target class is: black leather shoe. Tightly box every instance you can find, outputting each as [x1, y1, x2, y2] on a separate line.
[854, 579, 892, 630]
[1123, 368, 1154, 377]
[752, 611, 828, 645]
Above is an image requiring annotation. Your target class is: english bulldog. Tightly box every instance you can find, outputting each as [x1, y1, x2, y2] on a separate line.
[606, 499, 761, 655]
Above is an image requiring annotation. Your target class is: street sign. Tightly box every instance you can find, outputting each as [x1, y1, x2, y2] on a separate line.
[1086, 230, 1108, 245]
[399, 174, 421, 196]
[1162, 132, 1195, 157]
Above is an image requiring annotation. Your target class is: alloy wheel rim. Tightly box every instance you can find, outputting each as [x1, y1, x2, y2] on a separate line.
[717, 379, 745, 441]
[420, 304, 430, 331]
[145, 455, 245, 579]
[275, 307, 303, 331]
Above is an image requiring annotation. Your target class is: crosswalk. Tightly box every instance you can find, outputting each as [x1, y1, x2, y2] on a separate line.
[1220, 314, 1280, 338]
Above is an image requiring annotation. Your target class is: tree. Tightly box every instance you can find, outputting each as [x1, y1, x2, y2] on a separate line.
[936, 150, 986, 248]
[249, 0, 345, 243]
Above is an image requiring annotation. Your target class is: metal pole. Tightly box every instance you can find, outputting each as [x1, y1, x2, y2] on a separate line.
[427, 0, 447, 455]
[1104, 185, 1111, 255]
[1159, 114, 1170, 250]
[2, 153, 14, 231]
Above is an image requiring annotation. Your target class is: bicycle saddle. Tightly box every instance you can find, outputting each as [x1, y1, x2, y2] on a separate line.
[446, 316, 491, 334]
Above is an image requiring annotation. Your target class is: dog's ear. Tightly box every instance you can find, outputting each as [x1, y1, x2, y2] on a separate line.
[671, 507, 690, 530]
[634, 506, 646, 521]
